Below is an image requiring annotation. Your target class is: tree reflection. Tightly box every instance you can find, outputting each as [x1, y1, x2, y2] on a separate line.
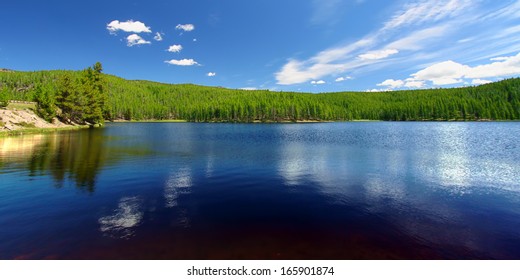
[2, 129, 107, 192]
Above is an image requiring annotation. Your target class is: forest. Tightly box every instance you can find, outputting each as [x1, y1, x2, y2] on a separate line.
[1, 64, 519, 122]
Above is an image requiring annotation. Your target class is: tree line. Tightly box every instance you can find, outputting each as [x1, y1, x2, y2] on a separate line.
[0, 65, 519, 122]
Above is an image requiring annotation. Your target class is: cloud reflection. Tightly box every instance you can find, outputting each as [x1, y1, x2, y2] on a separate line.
[164, 167, 192, 207]
[98, 196, 143, 239]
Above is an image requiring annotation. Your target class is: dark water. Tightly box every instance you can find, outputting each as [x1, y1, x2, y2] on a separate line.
[1, 122, 520, 259]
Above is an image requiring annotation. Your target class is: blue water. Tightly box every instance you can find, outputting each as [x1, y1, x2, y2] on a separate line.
[1, 122, 520, 259]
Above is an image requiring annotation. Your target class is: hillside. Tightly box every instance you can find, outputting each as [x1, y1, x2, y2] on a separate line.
[1, 68, 519, 122]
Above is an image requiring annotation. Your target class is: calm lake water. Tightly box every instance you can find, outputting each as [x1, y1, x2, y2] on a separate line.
[1, 122, 520, 259]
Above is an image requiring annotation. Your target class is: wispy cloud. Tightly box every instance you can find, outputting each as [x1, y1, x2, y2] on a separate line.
[382, 0, 472, 30]
[164, 59, 199, 66]
[154, 32, 163, 41]
[126, 34, 151, 47]
[358, 49, 399, 60]
[107, 20, 152, 34]
[480, 0, 520, 21]
[275, 0, 520, 87]
[276, 0, 466, 85]
[275, 38, 373, 85]
[385, 25, 448, 51]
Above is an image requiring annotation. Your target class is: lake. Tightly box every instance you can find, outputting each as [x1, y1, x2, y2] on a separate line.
[1, 122, 520, 259]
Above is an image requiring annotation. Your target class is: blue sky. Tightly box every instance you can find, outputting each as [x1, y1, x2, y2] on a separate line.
[1, 0, 519, 93]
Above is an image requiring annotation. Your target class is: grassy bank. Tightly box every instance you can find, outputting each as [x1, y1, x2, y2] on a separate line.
[0, 125, 91, 137]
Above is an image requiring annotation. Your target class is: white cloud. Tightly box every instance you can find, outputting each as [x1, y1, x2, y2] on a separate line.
[465, 53, 520, 78]
[404, 79, 425, 88]
[358, 49, 399, 60]
[376, 77, 425, 90]
[154, 32, 163, 41]
[311, 80, 326, 85]
[107, 20, 151, 33]
[167, 44, 183, 53]
[472, 79, 492, 85]
[412, 60, 469, 85]
[377, 79, 404, 88]
[366, 88, 391, 92]
[411, 52, 520, 84]
[378, 52, 520, 88]
[335, 76, 353, 82]
[207, 72, 216, 77]
[240, 87, 257, 91]
[490, 56, 509, 61]
[126, 34, 151, 47]
[176, 24, 195, 32]
[164, 59, 199, 66]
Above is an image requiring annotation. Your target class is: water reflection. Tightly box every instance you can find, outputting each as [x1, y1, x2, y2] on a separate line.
[164, 167, 192, 208]
[0, 130, 107, 192]
[2, 122, 520, 259]
[277, 125, 345, 191]
[274, 123, 520, 258]
[99, 196, 143, 239]
[0, 134, 47, 159]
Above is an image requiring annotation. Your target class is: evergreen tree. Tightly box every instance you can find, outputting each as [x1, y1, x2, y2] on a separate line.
[55, 63, 106, 125]
[34, 84, 57, 121]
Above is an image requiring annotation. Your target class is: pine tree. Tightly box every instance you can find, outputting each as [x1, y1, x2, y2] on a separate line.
[34, 84, 57, 122]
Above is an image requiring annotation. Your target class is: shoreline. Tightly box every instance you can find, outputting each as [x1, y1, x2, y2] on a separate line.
[3, 118, 518, 137]
[0, 125, 90, 137]
[0, 107, 92, 137]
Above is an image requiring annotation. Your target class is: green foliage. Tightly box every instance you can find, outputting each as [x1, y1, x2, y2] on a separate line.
[34, 63, 107, 125]
[0, 63, 106, 125]
[34, 84, 56, 122]
[0, 86, 8, 107]
[101, 76, 520, 122]
[16, 121, 36, 128]
[0, 66, 519, 122]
